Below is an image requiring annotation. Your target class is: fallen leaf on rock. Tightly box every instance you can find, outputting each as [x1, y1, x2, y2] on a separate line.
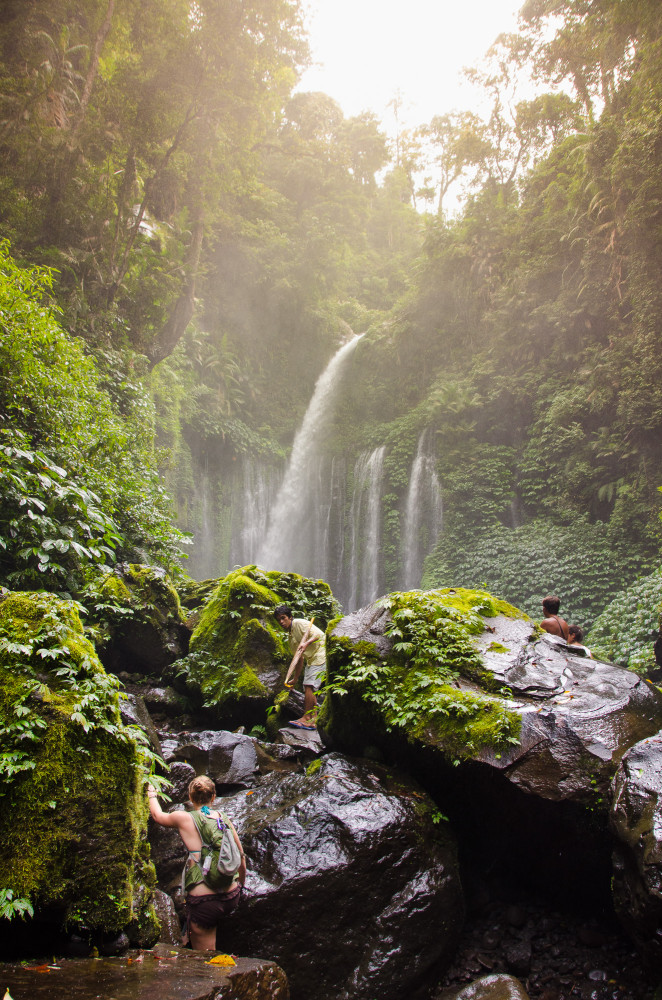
[25, 965, 51, 973]
[206, 954, 236, 966]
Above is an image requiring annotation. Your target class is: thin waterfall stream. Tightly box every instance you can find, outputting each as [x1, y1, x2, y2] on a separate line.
[256, 333, 363, 579]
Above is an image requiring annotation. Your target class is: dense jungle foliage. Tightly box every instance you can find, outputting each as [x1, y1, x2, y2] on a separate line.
[0, 0, 661, 662]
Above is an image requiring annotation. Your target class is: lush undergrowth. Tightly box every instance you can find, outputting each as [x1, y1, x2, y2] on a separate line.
[0, 242, 187, 593]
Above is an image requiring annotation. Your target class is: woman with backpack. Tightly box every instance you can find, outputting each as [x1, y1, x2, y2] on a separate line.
[147, 775, 246, 950]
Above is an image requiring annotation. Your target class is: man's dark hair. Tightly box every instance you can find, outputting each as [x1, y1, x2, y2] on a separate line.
[274, 604, 292, 619]
[568, 624, 584, 643]
[542, 595, 561, 615]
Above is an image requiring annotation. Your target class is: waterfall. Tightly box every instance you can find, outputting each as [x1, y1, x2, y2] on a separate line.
[257, 334, 363, 576]
[400, 430, 443, 590]
[346, 446, 386, 610]
[231, 459, 283, 567]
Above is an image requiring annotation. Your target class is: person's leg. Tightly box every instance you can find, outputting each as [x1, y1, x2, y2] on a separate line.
[301, 684, 317, 723]
[291, 659, 326, 726]
[188, 918, 217, 950]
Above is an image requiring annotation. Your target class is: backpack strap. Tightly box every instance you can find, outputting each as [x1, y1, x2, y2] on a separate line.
[552, 615, 569, 640]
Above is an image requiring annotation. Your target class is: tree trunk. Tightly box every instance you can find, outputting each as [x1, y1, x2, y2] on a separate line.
[145, 212, 205, 368]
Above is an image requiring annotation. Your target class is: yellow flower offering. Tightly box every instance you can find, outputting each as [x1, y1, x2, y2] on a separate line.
[205, 954, 236, 967]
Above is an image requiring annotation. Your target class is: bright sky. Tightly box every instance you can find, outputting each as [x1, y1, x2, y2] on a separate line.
[297, 0, 525, 134]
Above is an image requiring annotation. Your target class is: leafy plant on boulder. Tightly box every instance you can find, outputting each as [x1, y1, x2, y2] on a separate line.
[79, 563, 190, 676]
[323, 587, 523, 761]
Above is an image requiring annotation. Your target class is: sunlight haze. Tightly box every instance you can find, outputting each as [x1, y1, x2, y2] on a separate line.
[298, 0, 525, 132]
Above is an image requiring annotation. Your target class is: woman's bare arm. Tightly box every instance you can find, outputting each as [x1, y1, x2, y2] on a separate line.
[147, 784, 189, 829]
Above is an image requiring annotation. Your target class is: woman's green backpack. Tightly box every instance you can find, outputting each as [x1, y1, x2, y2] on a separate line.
[182, 810, 242, 893]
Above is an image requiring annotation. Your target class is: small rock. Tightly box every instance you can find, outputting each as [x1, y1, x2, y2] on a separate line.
[482, 929, 500, 950]
[97, 930, 129, 956]
[505, 940, 531, 976]
[168, 760, 197, 803]
[506, 904, 527, 928]
[66, 932, 91, 957]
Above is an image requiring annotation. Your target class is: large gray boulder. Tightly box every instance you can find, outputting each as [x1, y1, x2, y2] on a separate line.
[324, 594, 662, 808]
[611, 730, 662, 964]
[150, 754, 463, 1000]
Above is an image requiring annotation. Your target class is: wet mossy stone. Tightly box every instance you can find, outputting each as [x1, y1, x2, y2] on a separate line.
[322, 587, 524, 761]
[323, 587, 662, 808]
[176, 578, 219, 612]
[183, 565, 338, 720]
[82, 563, 190, 676]
[0, 591, 159, 940]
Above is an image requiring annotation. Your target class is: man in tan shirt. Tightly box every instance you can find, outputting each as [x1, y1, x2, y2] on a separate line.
[275, 604, 326, 730]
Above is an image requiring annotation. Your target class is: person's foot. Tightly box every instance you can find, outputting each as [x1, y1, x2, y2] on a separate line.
[289, 717, 317, 730]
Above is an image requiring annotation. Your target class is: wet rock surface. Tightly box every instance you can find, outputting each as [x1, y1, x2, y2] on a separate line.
[161, 730, 260, 788]
[434, 896, 657, 1000]
[0, 946, 289, 999]
[119, 691, 163, 756]
[610, 730, 662, 964]
[151, 754, 464, 1000]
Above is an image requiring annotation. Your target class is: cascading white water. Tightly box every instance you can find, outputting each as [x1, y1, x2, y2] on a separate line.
[400, 430, 443, 589]
[231, 458, 283, 567]
[256, 334, 363, 576]
[346, 446, 386, 610]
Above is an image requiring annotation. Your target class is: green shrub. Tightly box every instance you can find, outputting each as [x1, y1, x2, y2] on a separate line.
[588, 568, 662, 671]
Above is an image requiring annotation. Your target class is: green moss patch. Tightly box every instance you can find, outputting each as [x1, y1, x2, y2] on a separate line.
[0, 591, 160, 933]
[325, 587, 524, 759]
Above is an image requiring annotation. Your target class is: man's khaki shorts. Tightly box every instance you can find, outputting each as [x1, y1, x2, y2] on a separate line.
[303, 660, 326, 690]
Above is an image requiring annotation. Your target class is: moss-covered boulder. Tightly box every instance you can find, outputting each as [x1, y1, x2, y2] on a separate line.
[181, 565, 339, 725]
[81, 563, 190, 677]
[322, 587, 662, 809]
[0, 591, 159, 946]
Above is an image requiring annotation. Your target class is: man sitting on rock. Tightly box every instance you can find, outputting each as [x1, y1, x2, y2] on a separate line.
[540, 595, 570, 640]
[147, 776, 245, 950]
[275, 604, 326, 730]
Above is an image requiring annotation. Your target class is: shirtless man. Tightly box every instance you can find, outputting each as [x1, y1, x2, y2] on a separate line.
[147, 776, 246, 950]
[540, 595, 570, 640]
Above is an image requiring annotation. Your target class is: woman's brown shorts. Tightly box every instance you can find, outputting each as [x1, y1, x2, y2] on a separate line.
[186, 885, 241, 929]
